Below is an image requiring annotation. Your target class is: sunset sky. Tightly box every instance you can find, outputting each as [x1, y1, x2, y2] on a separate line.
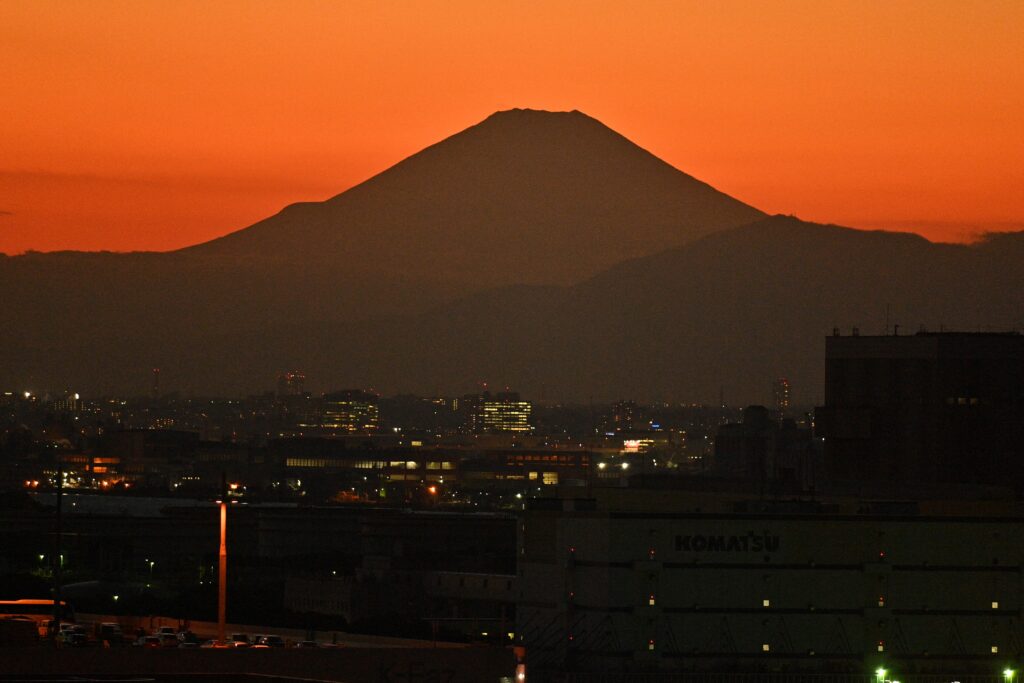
[1, 0, 1021, 254]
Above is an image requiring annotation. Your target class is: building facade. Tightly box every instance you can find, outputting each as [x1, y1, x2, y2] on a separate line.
[518, 496, 1024, 679]
[320, 390, 380, 433]
[464, 392, 532, 433]
[816, 332, 1024, 486]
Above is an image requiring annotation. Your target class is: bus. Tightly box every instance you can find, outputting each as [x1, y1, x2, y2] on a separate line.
[0, 599, 74, 638]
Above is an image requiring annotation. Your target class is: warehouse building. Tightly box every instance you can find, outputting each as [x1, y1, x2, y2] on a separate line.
[518, 492, 1024, 679]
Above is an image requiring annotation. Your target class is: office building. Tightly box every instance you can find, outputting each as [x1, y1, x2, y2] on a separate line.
[772, 378, 791, 418]
[611, 401, 639, 433]
[277, 370, 306, 397]
[321, 390, 380, 433]
[464, 392, 532, 433]
[816, 332, 1024, 486]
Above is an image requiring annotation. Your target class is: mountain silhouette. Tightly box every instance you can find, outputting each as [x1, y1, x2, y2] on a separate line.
[0, 109, 765, 396]
[183, 108, 764, 286]
[7, 216, 1023, 402]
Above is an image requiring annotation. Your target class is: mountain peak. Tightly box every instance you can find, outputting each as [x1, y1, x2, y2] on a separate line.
[185, 110, 765, 285]
[472, 107, 611, 137]
[483, 107, 590, 120]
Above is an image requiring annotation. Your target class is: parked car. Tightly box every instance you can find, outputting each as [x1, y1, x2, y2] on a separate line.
[66, 632, 88, 647]
[135, 635, 161, 648]
[176, 630, 199, 645]
[256, 634, 285, 648]
[228, 633, 250, 648]
[97, 622, 123, 645]
[200, 639, 230, 649]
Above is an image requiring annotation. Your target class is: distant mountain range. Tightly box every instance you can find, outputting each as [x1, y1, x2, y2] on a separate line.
[2, 111, 1022, 403]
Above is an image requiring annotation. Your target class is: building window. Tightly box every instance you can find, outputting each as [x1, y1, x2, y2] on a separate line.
[993, 601, 1000, 609]
[762, 599, 770, 607]
[992, 645, 999, 654]
[762, 643, 770, 652]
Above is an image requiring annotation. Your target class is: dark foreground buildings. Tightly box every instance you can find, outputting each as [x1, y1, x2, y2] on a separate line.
[518, 491, 1024, 678]
[817, 331, 1024, 487]
[518, 331, 1024, 680]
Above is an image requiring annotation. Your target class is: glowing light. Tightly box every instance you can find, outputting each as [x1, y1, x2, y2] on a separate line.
[621, 462, 629, 470]
[597, 462, 607, 470]
[1004, 669, 1014, 681]
[427, 485, 438, 495]
[875, 668, 887, 681]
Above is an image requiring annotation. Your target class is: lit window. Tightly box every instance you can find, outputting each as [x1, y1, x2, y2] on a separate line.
[648, 640, 655, 651]
[877, 642, 884, 652]
[762, 599, 770, 607]
[762, 643, 770, 652]
[648, 595, 656, 606]
[993, 601, 1000, 609]
[992, 646, 999, 654]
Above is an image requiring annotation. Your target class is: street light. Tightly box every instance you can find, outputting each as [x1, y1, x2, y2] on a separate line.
[1004, 669, 1015, 682]
[875, 668, 887, 682]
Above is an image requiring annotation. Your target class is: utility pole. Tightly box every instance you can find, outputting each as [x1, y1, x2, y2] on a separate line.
[217, 473, 227, 642]
[51, 455, 63, 645]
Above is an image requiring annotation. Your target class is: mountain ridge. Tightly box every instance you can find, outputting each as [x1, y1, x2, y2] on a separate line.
[9, 215, 1022, 401]
[3, 112, 1020, 400]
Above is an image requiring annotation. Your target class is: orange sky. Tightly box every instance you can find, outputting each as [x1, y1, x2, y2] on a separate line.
[1, 0, 1022, 254]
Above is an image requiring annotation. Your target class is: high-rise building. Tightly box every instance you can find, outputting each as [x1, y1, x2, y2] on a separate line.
[320, 390, 380, 433]
[464, 391, 532, 433]
[772, 378, 791, 417]
[816, 331, 1024, 485]
[51, 392, 81, 414]
[277, 370, 306, 397]
[611, 400, 638, 432]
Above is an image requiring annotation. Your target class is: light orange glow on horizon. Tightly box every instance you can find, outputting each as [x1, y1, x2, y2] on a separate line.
[1, 0, 1021, 254]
